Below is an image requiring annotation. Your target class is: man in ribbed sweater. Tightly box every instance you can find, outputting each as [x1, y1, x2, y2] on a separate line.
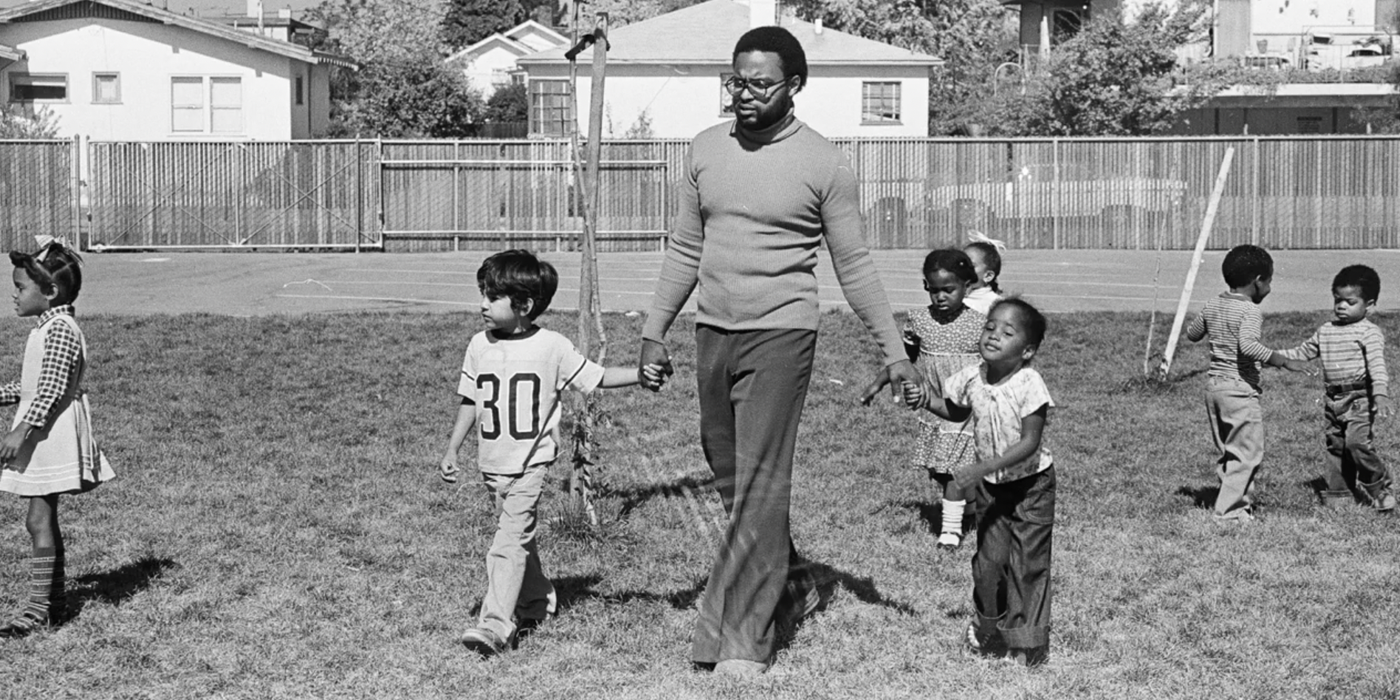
[637, 26, 921, 676]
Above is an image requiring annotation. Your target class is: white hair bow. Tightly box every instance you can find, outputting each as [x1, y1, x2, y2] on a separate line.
[966, 230, 1007, 252]
[33, 234, 71, 261]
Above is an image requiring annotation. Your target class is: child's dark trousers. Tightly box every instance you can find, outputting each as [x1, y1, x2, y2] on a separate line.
[1321, 383, 1391, 502]
[971, 466, 1055, 653]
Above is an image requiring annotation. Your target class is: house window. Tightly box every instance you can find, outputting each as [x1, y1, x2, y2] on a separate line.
[1297, 116, 1324, 134]
[295, 76, 304, 106]
[9, 74, 67, 103]
[719, 72, 735, 116]
[210, 77, 243, 133]
[171, 77, 204, 132]
[93, 73, 121, 104]
[529, 79, 572, 137]
[861, 82, 901, 124]
[171, 76, 244, 134]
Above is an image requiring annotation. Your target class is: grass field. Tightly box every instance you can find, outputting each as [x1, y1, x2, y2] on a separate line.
[1, 308, 1398, 699]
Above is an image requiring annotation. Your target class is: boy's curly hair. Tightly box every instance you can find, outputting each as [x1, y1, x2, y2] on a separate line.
[476, 249, 558, 320]
[1333, 264, 1380, 302]
[10, 241, 82, 306]
[1221, 244, 1273, 289]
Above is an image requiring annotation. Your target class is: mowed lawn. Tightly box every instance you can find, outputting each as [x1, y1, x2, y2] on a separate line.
[1, 309, 1398, 699]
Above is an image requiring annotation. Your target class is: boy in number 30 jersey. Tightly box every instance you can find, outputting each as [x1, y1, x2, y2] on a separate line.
[439, 249, 666, 657]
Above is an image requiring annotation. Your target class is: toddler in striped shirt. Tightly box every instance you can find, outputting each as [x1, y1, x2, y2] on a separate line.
[1185, 244, 1310, 522]
[1280, 264, 1395, 512]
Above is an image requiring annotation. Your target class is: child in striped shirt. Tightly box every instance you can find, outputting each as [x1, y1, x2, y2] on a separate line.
[1185, 245, 1310, 523]
[1279, 264, 1395, 511]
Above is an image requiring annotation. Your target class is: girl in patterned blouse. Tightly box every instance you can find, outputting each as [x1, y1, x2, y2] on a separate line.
[0, 240, 113, 638]
[903, 249, 986, 549]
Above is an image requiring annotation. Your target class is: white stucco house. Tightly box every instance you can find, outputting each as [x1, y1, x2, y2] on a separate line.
[0, 0, 355, 141]
[515, 0, 941, 139]
[446, 19, 567, 100]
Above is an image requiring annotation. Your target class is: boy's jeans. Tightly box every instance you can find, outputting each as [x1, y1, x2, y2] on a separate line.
[972, 466, 1055, 651]
[1322, 385, 1391, 500]
[1204, 376, 1264, 520]
[478, 463, 557, 641]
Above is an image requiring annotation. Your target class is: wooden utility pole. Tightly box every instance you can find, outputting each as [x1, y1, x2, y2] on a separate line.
[564, 11, 609, 526]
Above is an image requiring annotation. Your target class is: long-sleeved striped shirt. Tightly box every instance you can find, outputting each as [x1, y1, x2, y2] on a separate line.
[1185, 293, 1274, 391]
[1280, 318, 1389, 398]
[0, 306, 82, 428]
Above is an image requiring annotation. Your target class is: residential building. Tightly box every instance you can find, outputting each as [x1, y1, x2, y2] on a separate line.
[1001, 0, 1400, 134]
[514, 0, 941, 139]
[0, 0, 355, 141]
[446, 20, 568, 100]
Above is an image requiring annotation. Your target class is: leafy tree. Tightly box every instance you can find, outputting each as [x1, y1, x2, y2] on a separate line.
[441, 0, 525, 52]
[483, 82, 528, 123]
[307, 0, 486, 137]
[992, 1, 1242, 136]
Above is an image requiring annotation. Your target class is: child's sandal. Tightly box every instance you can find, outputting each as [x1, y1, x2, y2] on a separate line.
[0, 611, 47, 639]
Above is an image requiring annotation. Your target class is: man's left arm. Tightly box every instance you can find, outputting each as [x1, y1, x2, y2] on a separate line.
[818, 153, 918, 393]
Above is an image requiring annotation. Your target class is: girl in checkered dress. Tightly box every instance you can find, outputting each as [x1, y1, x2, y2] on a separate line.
[0, 240, 113, 638]
[904, 249, 985, 549]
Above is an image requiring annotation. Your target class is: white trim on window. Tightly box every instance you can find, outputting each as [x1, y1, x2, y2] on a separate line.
[93, 73, 121, 105]
[9, 73, 68, 103]
[861, 81, 901, 125]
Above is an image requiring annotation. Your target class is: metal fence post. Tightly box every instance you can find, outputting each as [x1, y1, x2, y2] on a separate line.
[70, 135, 82, 248]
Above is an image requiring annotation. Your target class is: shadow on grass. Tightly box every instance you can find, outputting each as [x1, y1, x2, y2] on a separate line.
[1112, 367, 1206, 394]
[1176, 485, 1218, 509]
[68, 556, 176, 621]
[551, 573, 705, 613]
[604, 473, 714, 521]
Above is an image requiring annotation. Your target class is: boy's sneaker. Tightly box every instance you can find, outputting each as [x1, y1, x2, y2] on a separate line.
[1009, 645, 1049, 667]
[937, 532, 961, 549]
[1371, 487, 1396, 513]
[461, 626, 511, 657]
[965, 622, 1007, 658]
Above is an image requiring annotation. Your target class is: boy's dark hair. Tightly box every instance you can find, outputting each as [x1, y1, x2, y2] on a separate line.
[476, 249, 558, 320]
[922, 248, 978, 286]
[991, 297, 1047, 348]
[1333, 264, 1380, 302]
[10, 241, 82, 306]
[733, 26, 808, 88]
[964, 240, 1003, 293]
[1221, 244, 1273, 289]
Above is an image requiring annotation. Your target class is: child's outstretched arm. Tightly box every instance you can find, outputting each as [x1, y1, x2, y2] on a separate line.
[599, 364, 667, 389]
[953, 404, 1048, 490]
[440, 400, 476, 483]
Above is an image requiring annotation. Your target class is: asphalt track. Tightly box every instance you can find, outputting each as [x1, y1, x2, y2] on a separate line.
[70, 248, 1400, 317]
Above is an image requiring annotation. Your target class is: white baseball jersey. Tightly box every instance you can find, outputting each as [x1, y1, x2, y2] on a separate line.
[457, 328, 605, 474]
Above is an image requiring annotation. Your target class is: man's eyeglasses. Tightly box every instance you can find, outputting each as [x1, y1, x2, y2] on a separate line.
[723, 76, 792, 100]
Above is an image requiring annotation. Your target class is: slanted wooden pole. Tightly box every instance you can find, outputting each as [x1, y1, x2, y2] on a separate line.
[1157, 146, 1235, 381]
[564, 12, 609, 527]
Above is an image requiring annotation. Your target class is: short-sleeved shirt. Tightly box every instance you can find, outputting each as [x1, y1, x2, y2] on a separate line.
[457, 328, 605, 474]
[944, 364, 1054, 484]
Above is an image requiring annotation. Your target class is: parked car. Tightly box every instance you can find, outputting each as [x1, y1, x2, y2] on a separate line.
[925, 163, 1188, 227]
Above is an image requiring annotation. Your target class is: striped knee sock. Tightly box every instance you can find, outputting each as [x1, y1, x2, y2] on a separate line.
[50, 547, 65, 625]
[3, 548, 56, 637]
[941, 499, 966, 537]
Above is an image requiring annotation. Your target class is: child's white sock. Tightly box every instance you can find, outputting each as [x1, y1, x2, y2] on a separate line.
[940, 499, 966, 537]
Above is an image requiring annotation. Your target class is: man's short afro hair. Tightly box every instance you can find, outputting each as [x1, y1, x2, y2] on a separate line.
[733, 26, 808, 88]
